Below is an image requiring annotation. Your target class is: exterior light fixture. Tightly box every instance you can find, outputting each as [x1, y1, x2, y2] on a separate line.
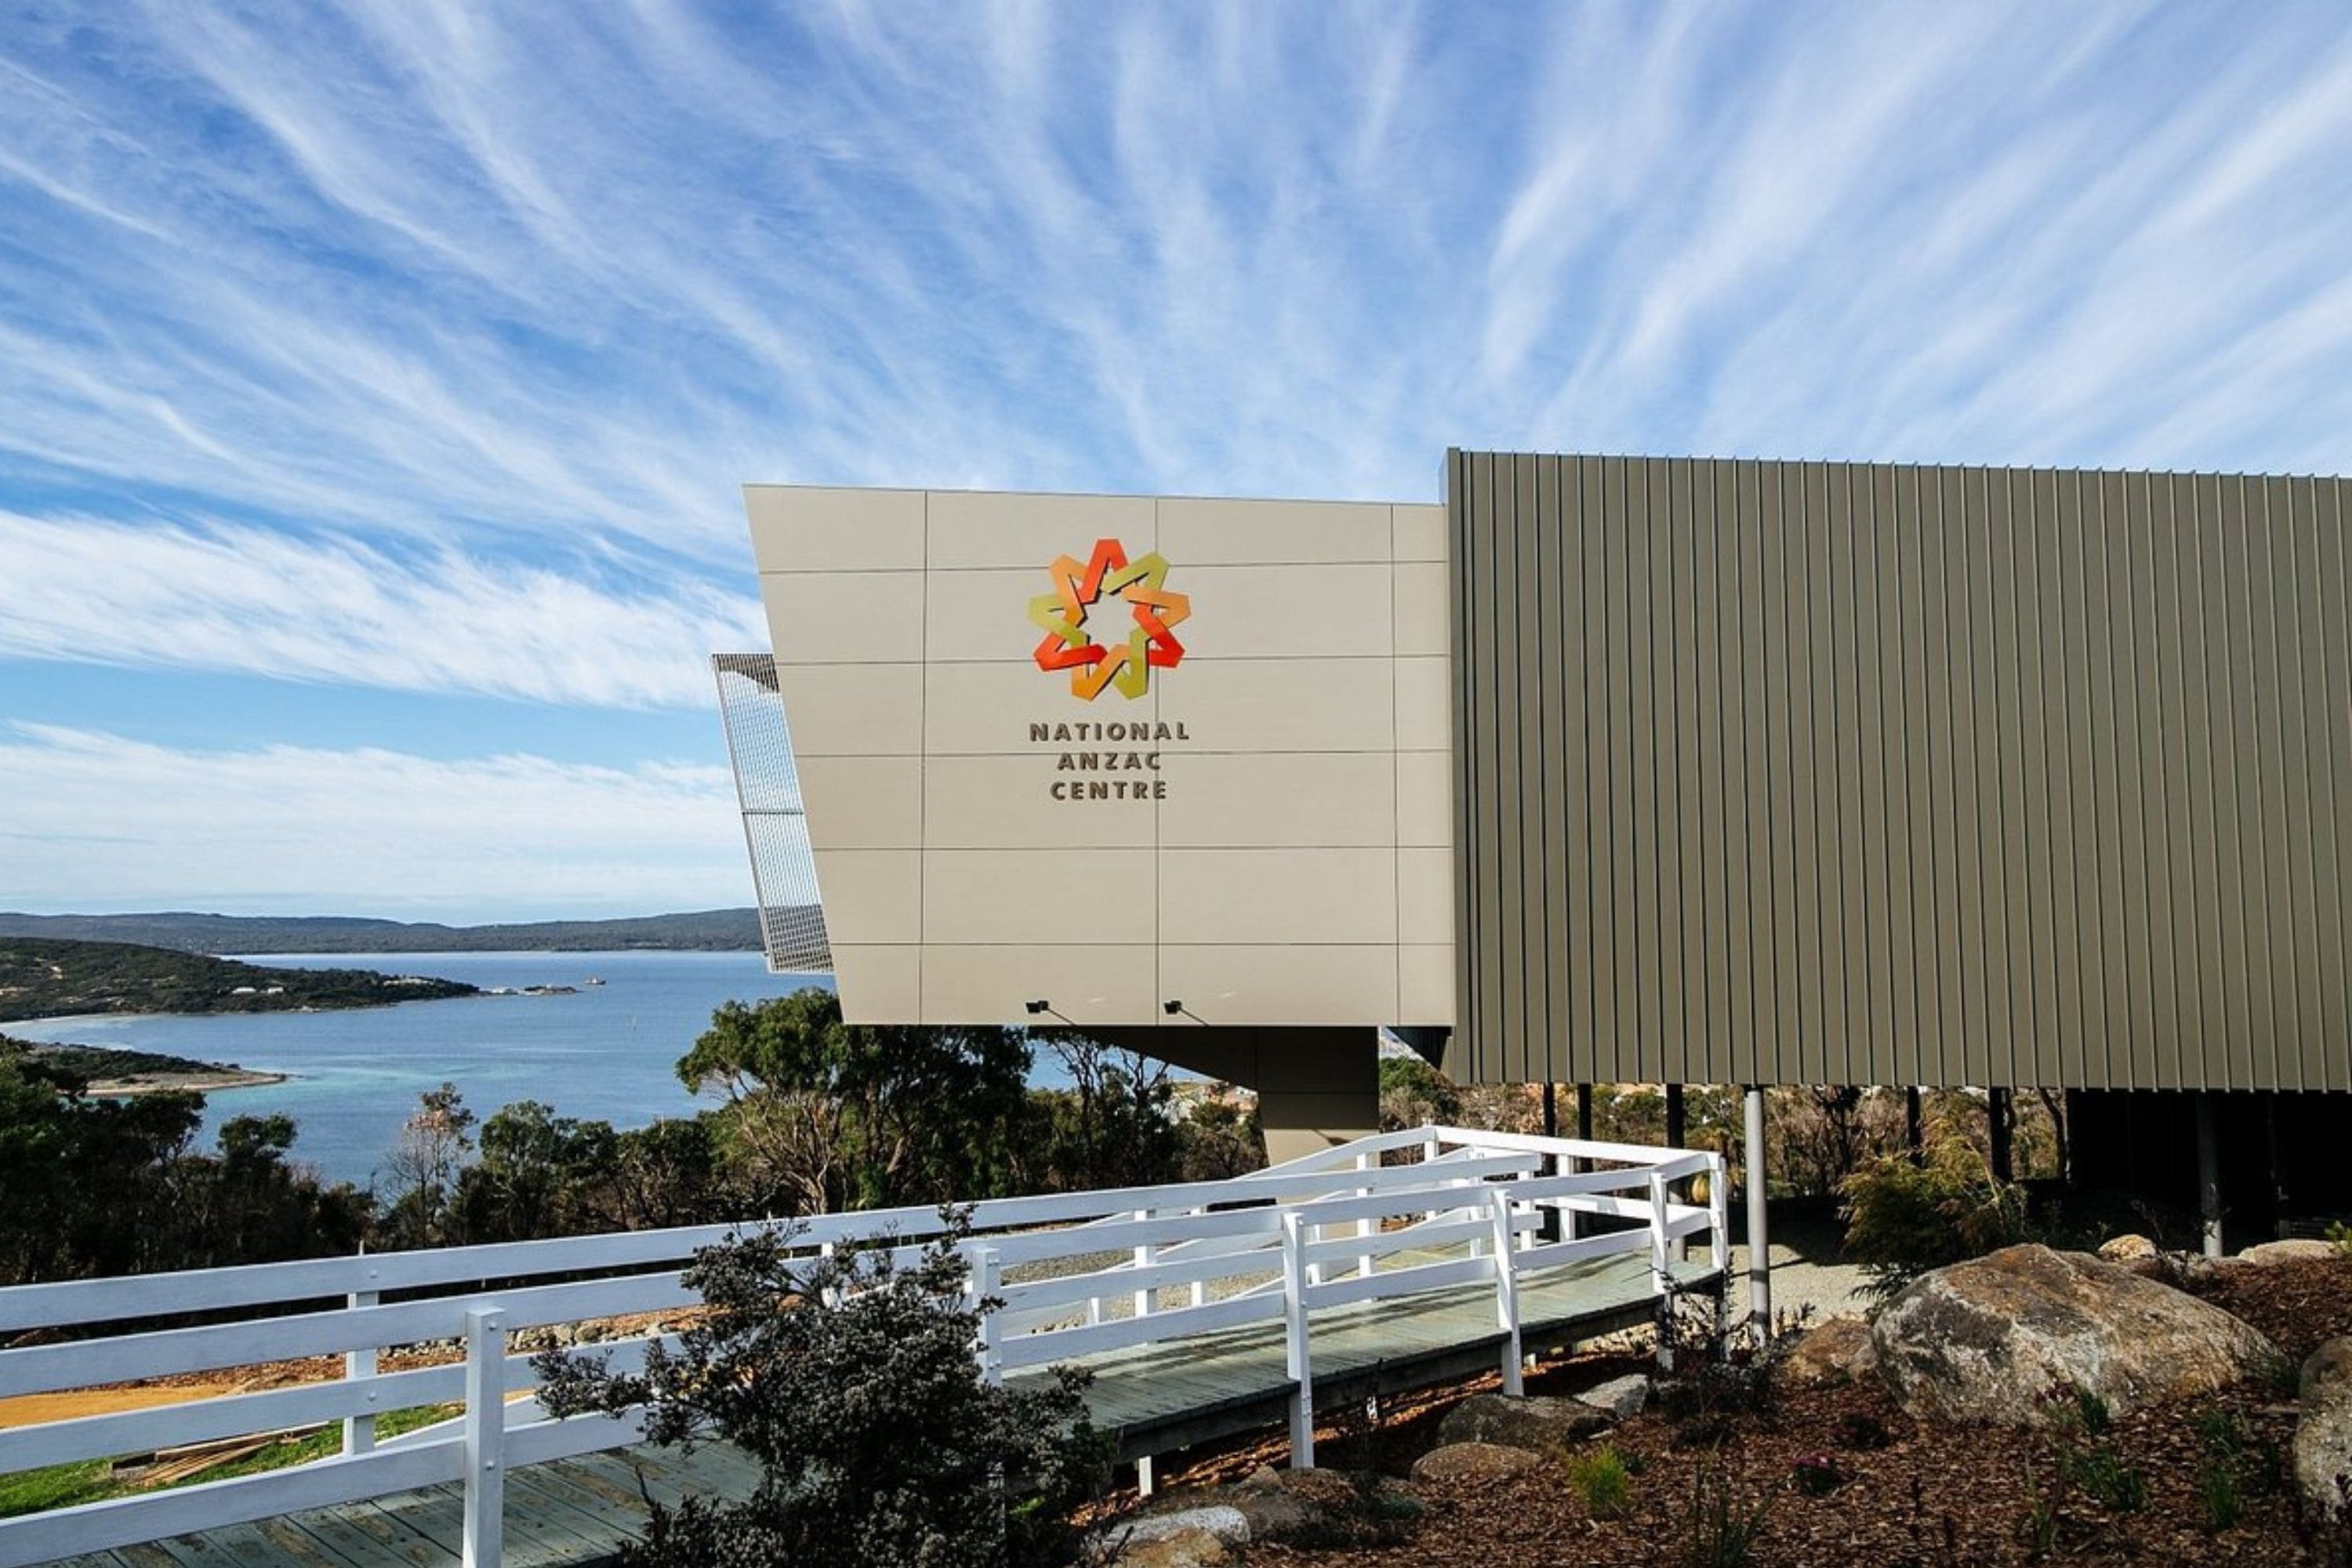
[1163, 1000, 1182, 1015]
[1025, 1000, 1051, 1015]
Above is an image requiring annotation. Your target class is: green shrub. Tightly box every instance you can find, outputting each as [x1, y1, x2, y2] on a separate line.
[2326, 1219, 2352, 1258]
[538, 1216, 1107, 1567]
[1565, 1444, 1633, 1521]
[1840, 1134, 2036, 1299]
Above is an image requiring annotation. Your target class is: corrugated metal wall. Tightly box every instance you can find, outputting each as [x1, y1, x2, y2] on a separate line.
[1446, 450, 2352, 1092]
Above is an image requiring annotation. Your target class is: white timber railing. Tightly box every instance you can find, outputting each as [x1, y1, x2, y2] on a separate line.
[0, 1124, 1726, 1568]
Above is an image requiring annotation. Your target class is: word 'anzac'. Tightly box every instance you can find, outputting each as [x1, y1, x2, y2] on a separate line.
[1028, 720, 1193, 801]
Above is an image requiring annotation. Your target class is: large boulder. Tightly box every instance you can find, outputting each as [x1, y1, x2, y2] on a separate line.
[1093, 1506, 1249, 1567]
[1410, 1441, 1543, 1483]
[1871, 1243, 2281, 1426]
[2296, 1337, 2352, 1521]
[1780, 1317, 1881, 1389]
[1436, 1392, 1610, 1450]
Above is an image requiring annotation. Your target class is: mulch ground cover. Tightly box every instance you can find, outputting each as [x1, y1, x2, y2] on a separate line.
[1134, 1256, 2352, 1566]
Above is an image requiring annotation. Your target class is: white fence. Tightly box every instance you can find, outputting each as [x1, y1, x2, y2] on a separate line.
[0, 1125, 1726, 1568]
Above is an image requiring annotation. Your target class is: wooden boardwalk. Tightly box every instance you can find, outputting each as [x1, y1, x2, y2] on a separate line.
[34, 1250, 1718, 1568]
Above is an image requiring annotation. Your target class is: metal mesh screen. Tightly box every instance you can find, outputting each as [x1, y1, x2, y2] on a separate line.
[712, 653, 832, 974]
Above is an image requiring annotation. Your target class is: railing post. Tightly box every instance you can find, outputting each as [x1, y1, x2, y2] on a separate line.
[1486, 1187, 1523, 1396]
[967, 1243, 1003, 1386]
[1191, 1206, 1208, 1308]
[342, 1286, 379, 1455]
[1707, 1153, 1732, 1277]
[1354, 1151, 1376, 1279]
[1707, 1152, 1733, 1357]
[1133, 1210, 1154, 1321]
[1281, 1210, 1315, 1468]
[1421, 1124, 1441, 1227]
[462, 1307, 506, 1568]
[1647, 1170, 1673, 1373]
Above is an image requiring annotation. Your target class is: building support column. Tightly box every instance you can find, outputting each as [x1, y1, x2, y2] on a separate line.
[1576, 1083, 1594, 1142]
[1743, 1086, 1769, 1341]
[1904, 1087, 1924, 1163]
[1988, 1087, 2013, 1183]
[2196, 1093, 2224, 1258]
[1540, 1081, 1561, 1243]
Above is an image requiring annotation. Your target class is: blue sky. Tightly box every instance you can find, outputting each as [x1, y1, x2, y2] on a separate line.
[4, 2, 2352, 919]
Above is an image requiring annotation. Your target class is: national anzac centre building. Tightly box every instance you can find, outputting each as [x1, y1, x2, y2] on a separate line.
[718, 452, 2352, 1247]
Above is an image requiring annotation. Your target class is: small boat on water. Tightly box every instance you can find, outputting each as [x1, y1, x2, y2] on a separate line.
[584, 976, 607, 986]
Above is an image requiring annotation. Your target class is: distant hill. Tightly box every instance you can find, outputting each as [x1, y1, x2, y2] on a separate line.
[0, 938, 476, 1023]
[0, 908, 767, 955]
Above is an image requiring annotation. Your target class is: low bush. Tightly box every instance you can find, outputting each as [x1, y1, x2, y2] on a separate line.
[1840, 1130, 2037, 1299]
[1564, 1444, 1633, 1520]
[537, 1215, 1107, 1567]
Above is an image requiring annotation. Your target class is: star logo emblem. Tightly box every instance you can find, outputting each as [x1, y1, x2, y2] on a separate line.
[1027, 538, 1189, 700]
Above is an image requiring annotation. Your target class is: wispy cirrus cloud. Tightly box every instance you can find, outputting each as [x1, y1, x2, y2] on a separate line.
[8, 2, 2352, 915]
[0, 724, 750, 916]
[0, 512, 764, 709]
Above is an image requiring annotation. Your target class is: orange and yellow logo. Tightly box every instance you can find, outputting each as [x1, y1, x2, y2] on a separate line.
[1028, 538, 1189, 701]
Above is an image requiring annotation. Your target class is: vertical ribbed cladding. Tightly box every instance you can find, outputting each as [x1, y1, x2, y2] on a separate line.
[1446, 453, 2352, 1094]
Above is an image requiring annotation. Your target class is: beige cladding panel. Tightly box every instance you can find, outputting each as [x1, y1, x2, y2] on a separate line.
[922, 848, 1157, 946]
[761, 570, 926, 666]
[1175, 563, 1397, 660]
[1395, 750, 1452, 848]
[746, 485, 926, 573]
[793, 756, 923, 850]
[1157, 497, 1392, 564]
[1160, 945, 1399, 1027]
[925, 753, 1163, 850]
[921, 944, 1157, 1025]
[927, 568, 1055, 663]
[1447, 450, 2352, 1092]
[832, 946, 920, 1024]
[926, 490, 1155, 570]
[1392, 562, 1450, 657]
[768, 664, 921, 756]
[1392, 503, 1446, 564]
[1156, 751, 1395, 848]
[1160, 848, 1398, 945]
[1396, 848, 1454, 945]
[1155, 657, 1395, 753]
[1394, 656, 1450, 751]
[749, 485, 1457, 1029]
[810, 850, 922, 945]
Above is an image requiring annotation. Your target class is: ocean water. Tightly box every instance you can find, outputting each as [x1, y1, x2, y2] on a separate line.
[8, 951, 840, 1188]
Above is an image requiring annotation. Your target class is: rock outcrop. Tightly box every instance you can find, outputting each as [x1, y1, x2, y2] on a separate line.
[2295, 1337, 2352, 1521]
[1410, 1441, 1543, 1483]
[1436, 1392, 1610, 1451]
[2241, 1238, 2343, 1267]
[1871, 1243, 2281, 1426]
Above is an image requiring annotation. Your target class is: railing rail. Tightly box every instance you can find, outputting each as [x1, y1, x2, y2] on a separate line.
[0, 1125, 1726, 1568]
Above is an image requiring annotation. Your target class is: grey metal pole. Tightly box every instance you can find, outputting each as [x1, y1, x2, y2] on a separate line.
[2196, 1093, 2224, 1258]
[1744, 1087, 1769, 1340]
